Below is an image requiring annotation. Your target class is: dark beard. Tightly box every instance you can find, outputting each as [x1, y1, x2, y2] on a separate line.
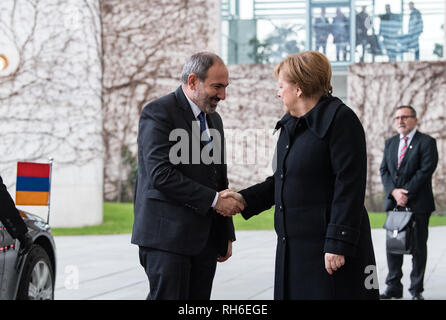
[205, 104, 217, 113]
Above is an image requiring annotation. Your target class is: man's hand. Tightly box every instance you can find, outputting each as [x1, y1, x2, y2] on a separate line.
[391, 188, 409, 207]
[214, 190, 245, 216]
[220, 190, 247, 210]
[217, 241, 232, 263]
[324, 253, 345, 275]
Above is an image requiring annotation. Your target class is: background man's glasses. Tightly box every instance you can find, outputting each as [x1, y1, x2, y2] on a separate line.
[394, 115, 415, 121]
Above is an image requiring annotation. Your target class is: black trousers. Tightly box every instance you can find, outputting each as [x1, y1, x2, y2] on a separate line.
[385, 212, 430, 295]
[139, 239, 218, 300]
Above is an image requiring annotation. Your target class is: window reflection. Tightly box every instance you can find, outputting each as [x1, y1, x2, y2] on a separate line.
[221, 0, 445, 65]
[312, 6, 351, 63]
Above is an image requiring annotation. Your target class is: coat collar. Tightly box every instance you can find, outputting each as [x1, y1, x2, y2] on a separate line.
[274, 95, 344, 138]
[174, 86, 200, 142]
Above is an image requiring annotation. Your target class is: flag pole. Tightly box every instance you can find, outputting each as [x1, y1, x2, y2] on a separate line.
[47, 157, 53, 225]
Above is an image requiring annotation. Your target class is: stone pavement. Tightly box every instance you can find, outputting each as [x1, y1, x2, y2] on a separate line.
[53, 227, 446, 300]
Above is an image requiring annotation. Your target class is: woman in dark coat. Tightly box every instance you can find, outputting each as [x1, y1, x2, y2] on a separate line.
[220, 51, 379, 300]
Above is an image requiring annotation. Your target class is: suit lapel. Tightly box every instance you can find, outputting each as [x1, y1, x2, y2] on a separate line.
[174, 86, 196, 129]
[174, 86, 202, 145]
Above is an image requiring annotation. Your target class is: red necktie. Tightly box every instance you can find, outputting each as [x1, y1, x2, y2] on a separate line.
[398, 136, 408, 168]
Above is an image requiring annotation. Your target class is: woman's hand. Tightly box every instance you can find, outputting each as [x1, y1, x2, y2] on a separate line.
[324, 253, 345, 275]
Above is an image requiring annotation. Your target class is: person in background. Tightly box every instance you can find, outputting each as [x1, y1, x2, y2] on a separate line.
[408, 1, 423, 60]
[379, 4, 401, 62]
[314, 7, 330, 55]
[380, 105, 438, 300]
[332, 8, 349, 61]
[356, 6, 370, 62]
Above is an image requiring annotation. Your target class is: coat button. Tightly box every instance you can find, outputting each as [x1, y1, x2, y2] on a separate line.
[282, 237, 286, 243]
[285, 145, 289, 149]
[280, 174, 284, 179]
[341, 231, 347, 236]
[279, 205, 283, 211]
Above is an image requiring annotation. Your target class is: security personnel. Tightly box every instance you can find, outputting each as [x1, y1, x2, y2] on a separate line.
[1, 176, 33, 255]
[380, 105, 438, 300]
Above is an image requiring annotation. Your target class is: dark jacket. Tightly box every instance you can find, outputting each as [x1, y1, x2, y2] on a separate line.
[0, 176, 28, 239]
[380, 131, 438, 213]
[131, 86, 235, 257]
[239, 95, 379, 300]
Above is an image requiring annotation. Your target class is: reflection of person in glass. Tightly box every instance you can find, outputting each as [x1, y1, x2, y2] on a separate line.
[314, 7, 330, 55]
[332, 8, 349, 61]
[356, 6, 369, 62]
[379, 4, 401, 62]
[408, 1, 423, 61]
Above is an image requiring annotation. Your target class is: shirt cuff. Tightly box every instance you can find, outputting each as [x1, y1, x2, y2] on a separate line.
[211, 192, 219, 208]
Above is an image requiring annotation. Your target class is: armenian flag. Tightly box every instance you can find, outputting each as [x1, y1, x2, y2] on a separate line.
[15, 162, 51, 205]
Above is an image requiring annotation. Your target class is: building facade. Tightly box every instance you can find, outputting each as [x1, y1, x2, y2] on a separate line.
[1, 0, 445, 227]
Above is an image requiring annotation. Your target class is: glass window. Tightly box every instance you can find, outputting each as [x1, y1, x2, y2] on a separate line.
[310, 4, 353, 64]
[355, 0, 444, 63]
[221, 0, 307, 65]
[221, 0, 445, 65]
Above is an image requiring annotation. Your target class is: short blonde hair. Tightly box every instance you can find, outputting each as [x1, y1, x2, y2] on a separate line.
[274, 51, 333, 98]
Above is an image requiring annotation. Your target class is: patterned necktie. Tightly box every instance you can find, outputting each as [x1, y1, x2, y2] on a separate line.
[197, 112, 211, 145]
[398, 136, 408, 168]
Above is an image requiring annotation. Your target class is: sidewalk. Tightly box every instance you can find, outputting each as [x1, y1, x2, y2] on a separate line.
[54, 227, 446, 300]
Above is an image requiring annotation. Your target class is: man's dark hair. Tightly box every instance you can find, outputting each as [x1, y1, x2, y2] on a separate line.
[181, 52, 224, 84]
[395, 105, 417, 118]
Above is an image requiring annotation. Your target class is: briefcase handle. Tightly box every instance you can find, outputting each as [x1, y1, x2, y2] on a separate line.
[393, 206, 412, 212]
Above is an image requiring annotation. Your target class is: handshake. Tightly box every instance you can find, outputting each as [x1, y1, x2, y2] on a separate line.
[214, 189, 247, 217]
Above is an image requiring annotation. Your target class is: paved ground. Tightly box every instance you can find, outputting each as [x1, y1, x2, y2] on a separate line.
[53, 227, 446, 300]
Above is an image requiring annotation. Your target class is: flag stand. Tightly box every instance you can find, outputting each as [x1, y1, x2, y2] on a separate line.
[47, 157, 53, 225]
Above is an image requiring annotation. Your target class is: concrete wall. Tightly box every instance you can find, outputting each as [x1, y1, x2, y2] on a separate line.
[98, 0, 385, 204]
[101, 0, 221, 200]
[0, 0, 103, 227]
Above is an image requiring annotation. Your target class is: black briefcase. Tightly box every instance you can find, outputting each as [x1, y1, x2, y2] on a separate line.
[383, 208, 416, 255]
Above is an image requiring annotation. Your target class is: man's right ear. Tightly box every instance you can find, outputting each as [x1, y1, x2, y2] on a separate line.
[188, 73, 198, 90]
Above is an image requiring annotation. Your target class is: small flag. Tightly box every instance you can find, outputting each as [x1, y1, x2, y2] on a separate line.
[16, 162, 51, 205]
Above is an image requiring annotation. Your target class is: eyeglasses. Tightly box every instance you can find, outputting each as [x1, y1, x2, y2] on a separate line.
[394, 115, 415, 121]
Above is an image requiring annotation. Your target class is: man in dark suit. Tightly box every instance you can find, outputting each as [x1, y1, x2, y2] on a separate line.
[1, 176, 33, 254]
[132, 52, 243, 300]
[380, 105, 438, 300]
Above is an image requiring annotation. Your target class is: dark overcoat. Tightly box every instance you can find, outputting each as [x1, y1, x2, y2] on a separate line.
[239, 95, 379, 300]
[1, 176, 28, 239]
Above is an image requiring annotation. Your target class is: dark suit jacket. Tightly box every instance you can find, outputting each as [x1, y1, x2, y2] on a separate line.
[131, 86, 235, 257]
[0, 176, 28, 239]
[380, 130, 438, 213]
